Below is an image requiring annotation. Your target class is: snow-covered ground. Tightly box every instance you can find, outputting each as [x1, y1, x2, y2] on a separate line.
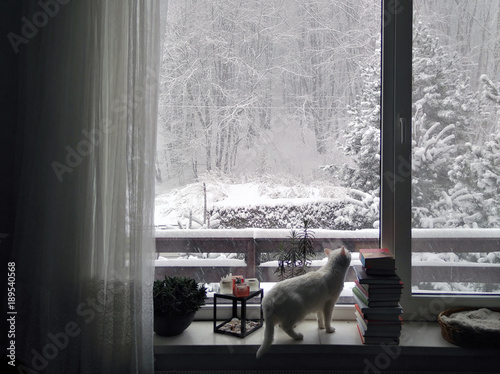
[154, 175, 351, 228]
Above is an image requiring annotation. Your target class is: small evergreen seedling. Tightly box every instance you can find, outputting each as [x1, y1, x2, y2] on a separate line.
[274, 219, 316, 281]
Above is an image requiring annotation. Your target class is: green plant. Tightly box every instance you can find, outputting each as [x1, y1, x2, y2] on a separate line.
[153, 276, 207, 316]
[274, 219, 316, 281]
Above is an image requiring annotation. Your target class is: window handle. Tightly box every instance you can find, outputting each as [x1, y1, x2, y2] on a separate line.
[399, 117, 407, 144]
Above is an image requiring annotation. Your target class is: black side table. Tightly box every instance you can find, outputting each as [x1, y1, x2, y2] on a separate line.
[213, 289, 264, 338]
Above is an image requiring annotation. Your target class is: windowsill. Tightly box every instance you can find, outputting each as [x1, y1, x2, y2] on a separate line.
[154, 320, 499, 372]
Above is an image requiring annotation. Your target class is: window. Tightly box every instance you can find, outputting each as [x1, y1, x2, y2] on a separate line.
[386, 0, 500, 318]
[155, 0, 500, 318]
[155, 0, 383, 304]
[409, 0, 500, 296]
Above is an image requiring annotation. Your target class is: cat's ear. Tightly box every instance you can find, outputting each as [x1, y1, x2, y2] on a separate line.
[340, 246, 346, 256]
[324, 248, 332, 257]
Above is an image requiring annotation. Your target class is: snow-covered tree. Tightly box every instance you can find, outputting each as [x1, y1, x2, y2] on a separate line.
[158, 0, 382, 188]
[481, 74, 500, 104]
[411, 21, 481, 227]
[449, 75, 500, 227]
[327, 19, 484, 229]
[415, 73, 500, 228]
[320, 62, 380, 228]
[446, 139, 500, 228]
[337, 64, 381, 193]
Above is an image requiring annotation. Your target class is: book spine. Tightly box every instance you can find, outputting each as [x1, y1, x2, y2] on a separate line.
[352, 286, 369, 306]
[360, 253, 366, 267]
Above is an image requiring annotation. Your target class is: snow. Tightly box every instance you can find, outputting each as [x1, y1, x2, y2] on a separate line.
[155, 256, 245, 267]
[154, 177, 352, 228]
[412, 228, 500, 239]
[412, 260, 500, 268]
[155, 227, 379, 239]
[160, 227, 499, 238]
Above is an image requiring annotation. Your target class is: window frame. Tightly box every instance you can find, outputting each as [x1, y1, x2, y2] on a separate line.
[382, 0, 500, 320]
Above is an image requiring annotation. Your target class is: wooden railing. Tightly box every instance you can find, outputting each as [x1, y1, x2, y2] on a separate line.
[411, 230, 500, 285]
[155, 229, 500, 287]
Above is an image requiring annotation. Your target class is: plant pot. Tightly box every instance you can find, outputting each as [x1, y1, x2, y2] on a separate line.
[154, 311, 196, 337]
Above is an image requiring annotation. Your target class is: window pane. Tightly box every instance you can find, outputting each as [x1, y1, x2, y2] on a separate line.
[412, 0, 500, 294]
[155, 0, 382, 300]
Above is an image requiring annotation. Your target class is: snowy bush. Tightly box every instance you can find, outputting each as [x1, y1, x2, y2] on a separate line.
[209, 199, 374, 230]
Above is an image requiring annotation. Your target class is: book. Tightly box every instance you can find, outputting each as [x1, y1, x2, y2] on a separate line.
[363, 267, 397, 275]
[353, 265, 402, 285]
[354, 279, 403, 293]
[359, 248, 396, 275]
[355, 311, 402, 332]
[359, 248, 395, 268]
[353, 293, 403, 315]
[352, 286, 400, 307]
[356, 316, 402, 337]
[356, 324, 400, 344]
[354, 303, 403, 322]
[354, 280, 402, 300]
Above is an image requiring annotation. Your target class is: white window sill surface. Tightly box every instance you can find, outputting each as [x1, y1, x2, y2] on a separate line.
[154, 320, 498, 373]
[154, 320, 451, 352]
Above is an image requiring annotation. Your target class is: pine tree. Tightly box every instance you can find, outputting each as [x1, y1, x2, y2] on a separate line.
[445, 135, 500, 228]
[338, 64, 381, 194]
[443, 75, 500, 228]
[320, 63, 381, 229]
[422, 75, 500, 228]
[328, 20, 482, 229]
[411, 21, 480, 227]
[481, 74, 500, 104]
[474, 132, 500, 227]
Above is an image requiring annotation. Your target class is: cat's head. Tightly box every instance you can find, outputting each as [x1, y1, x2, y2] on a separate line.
[324, 246, 351, 268]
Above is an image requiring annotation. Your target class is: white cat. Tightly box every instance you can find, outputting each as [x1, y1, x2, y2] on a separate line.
[256, 247, 351, 358]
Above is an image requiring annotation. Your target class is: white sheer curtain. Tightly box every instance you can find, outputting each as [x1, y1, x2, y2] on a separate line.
[14, 1, 161, 373]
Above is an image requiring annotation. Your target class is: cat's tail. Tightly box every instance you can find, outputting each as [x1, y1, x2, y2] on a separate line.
[256, 316, 275, 358]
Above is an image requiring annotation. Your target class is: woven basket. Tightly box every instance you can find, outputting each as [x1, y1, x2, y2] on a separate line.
[438, 307, 500, 348]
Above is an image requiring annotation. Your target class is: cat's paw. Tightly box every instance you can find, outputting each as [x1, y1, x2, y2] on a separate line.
[318, 323, 325, 329]
[294, 333, 304, 340]
[325, 327, 336, 333]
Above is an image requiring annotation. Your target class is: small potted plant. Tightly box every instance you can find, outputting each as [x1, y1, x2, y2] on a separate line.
[153, 276, 207, 336]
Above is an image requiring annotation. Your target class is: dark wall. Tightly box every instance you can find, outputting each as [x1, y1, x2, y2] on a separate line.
[0, 1, 21, 260]
[1, 0, 22, 367]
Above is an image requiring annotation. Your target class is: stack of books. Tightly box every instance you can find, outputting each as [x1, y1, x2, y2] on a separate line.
[353, 248, 404, 344]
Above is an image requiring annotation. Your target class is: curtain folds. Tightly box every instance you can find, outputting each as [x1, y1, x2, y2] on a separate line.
[14, 1, 161, 373]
